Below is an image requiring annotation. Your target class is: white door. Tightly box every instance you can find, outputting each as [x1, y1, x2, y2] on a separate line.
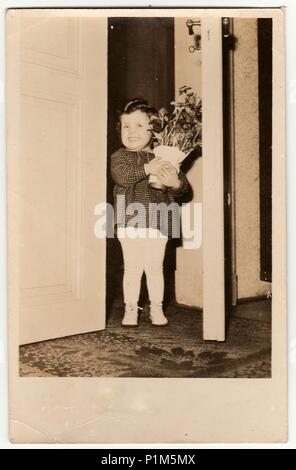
[174, 16, 225, 341]
[202, 17, 225, 341]
[7, 11, 107, 344]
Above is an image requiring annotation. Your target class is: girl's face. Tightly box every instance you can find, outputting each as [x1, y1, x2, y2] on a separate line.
[120, 110, 152, 151]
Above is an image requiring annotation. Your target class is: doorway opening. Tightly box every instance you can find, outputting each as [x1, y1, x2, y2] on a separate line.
[106, 17, 177, 322]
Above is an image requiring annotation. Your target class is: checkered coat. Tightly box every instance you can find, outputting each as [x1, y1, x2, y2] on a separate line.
[110, 147, 190, 238]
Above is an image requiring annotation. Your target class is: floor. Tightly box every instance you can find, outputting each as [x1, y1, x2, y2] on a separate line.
[19, 299, 271, 378]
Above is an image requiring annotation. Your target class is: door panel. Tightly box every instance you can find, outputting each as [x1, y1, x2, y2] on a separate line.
[7, 13, 107, 344]
[201, 17, 225, 341]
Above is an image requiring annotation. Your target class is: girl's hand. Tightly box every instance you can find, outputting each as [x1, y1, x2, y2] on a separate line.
[156, 165, 181, 189]
[144, 157, 171, 176]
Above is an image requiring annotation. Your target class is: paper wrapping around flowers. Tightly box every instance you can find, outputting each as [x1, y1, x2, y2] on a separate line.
[149, 145, 186, 185]
[153, 145, 186, 168]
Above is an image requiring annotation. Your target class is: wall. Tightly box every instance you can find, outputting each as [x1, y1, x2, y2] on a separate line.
[233, 18, 271, 299]
[174, 17, 203, 307]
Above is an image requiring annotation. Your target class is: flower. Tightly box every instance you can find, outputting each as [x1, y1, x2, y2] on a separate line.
[150, 85, 202, 157]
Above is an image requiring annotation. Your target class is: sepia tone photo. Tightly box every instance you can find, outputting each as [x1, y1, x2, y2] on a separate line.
[7, 8, 286, 443]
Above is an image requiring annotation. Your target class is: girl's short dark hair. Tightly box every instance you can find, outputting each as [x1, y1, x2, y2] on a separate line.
[119, 98, 157, 118]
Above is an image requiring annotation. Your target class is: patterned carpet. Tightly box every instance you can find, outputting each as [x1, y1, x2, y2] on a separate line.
[19, 301, 271, 378]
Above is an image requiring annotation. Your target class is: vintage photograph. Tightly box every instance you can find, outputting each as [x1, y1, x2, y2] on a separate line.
[10, 13, 273, 378]
[6, 7, 286, 443]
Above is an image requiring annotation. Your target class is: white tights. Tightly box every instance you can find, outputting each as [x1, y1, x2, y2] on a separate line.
[117, 227, 168, 305]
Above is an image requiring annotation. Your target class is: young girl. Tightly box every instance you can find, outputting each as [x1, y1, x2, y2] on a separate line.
[111, 98, 190, 327]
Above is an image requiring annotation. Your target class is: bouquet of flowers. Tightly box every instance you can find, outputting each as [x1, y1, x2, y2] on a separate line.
[149, 85, 202, 189]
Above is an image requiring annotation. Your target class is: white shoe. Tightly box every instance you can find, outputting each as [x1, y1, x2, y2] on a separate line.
[122, 303, 141, 327]
[149, 303, 168, 326]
